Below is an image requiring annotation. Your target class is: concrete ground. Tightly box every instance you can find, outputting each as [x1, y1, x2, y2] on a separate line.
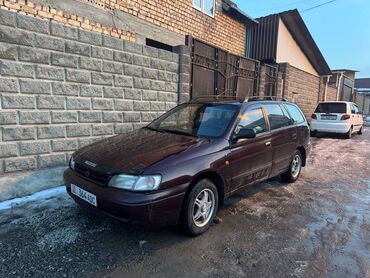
[1, 129, 369, 278]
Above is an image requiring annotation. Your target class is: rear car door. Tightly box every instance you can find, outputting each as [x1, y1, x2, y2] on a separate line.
[351, 103, 363, 131]
[228, 105, 272, 192]
[283, 103, 310, 150]
[263, 103, 296, 177]
[314, 102, 347, 123]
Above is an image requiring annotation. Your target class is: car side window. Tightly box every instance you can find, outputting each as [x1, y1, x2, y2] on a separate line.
[354, 105, 359, 114]
[350, 104, 356, 114]
[235, 108, 267, 135]
[264, 104, 291, 130]
[284, 104, 306, 124]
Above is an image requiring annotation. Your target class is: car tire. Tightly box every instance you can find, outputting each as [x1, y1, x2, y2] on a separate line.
[345, 127, 353, 139]
[182, 179, 218, 236]
[358, 126, 363, 135]
[281, 150, 303, 183]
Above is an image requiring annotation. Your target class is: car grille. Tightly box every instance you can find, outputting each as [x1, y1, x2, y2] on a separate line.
[74, 162, 111, 186]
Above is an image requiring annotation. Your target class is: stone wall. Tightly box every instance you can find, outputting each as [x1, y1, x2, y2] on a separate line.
[0, 0, 136, 42]
[0, 9, 179, 178]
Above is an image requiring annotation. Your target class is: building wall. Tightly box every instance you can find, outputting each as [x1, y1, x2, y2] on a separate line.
[0, 9, 179, 179]
[326, 85, 338, 102]
[56, 0, 247, 55]
[278, 63, 321, 118]
[276, 18, 318, 77]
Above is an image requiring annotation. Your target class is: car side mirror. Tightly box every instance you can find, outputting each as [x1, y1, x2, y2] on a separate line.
[234, 128, 256, 141]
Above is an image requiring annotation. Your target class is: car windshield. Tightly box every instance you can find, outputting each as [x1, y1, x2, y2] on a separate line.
[315, 103, 346, 113]
[147, 103, 239, 138]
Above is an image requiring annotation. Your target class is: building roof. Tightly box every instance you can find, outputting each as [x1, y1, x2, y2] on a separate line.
[222, 0, 258, 25]
[249, 9, 331, 76]
[332, 69, 359, 73]
[355, 78, 370, 89]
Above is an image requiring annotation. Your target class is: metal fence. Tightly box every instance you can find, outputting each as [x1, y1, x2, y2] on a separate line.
[188, 37, 260, 99]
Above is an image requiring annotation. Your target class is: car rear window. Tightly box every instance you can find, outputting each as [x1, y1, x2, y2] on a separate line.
[315, 103, 346, 114]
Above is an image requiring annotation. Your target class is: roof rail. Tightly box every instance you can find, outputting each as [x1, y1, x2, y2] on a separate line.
[190, 95, 289, 103]
[191, 95, 242, 102]
[244, 96, 289, 102]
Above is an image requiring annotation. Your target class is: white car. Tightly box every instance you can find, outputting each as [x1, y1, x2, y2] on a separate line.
[310, 101, 364, 139]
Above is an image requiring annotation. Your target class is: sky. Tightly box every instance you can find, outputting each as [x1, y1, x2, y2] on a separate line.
[234, 0, 370, 78]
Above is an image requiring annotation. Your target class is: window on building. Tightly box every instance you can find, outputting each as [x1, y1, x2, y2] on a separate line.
[146, 39, 173, 52]
[264, 104, 291, 130]
[193, 0, 215, 17]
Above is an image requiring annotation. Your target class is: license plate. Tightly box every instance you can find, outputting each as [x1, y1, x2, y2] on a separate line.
[71, 184, 97, 207]
[321, 115, 337, 120]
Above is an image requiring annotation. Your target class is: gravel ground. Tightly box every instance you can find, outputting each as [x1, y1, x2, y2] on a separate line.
[1, 129, 369, 278]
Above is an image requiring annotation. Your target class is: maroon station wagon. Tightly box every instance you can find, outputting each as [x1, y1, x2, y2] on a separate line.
[64, 96, 311, 236]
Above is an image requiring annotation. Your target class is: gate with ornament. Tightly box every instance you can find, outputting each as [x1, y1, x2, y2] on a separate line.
[188, 37, 261, 99]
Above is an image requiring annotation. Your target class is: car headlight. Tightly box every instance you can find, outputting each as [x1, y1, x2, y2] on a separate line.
[108, 174, 162, 191]
[69, 156, 75, 171]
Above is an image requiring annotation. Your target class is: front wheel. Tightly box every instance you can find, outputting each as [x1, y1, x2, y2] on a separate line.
[281, 150, 302, 183]
[182, 179, 218, 236]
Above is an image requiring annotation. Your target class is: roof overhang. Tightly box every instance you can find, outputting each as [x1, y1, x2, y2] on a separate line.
[355, 78, 370, 89]
[222, 0, 258, 25]
[278, 9, 331, 76]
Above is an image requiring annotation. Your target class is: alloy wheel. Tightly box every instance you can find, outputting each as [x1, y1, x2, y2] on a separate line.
[192, 189, 215, 228]
[291, 154, 302, 178]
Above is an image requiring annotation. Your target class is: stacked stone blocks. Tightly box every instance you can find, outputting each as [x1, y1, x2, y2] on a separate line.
[0, 9, 179, 174]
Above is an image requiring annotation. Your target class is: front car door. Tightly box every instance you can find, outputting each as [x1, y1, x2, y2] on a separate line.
[227, 104, 273, 193]
[263, 103, 296, 177]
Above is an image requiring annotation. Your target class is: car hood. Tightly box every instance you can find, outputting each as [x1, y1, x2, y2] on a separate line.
[74, 128, 209, 174]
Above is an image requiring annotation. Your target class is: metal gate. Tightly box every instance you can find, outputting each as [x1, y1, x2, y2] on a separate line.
[264, 64, 278, 96]
[188, 37, 260, 99]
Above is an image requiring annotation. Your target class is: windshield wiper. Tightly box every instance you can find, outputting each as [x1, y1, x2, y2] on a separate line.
[159, 128, 198, 138]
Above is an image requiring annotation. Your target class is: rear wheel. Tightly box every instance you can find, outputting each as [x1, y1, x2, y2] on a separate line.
[345, 127, 353, 139]
[182, 179, 218, 236]
[358, 126, 363, 135]
[281, 150, 302, 183]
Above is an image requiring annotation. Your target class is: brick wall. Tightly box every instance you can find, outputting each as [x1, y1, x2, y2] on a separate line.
[81, 0, 247, 55]
[0, 0, 135, 42]
[279, 63, 321, 118]
[326, 85, 337, 102]
[0, 9, 179, 175]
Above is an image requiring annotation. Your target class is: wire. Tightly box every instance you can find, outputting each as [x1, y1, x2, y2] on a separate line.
[300, 0, 338, 12]
[250, 0, 318, 14]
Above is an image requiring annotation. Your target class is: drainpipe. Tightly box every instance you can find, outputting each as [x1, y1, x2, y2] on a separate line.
[336, 72, 345, 101]
[323, 75, 331, 101]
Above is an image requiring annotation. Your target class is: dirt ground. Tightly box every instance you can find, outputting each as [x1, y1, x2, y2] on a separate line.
[1, 129, 369, 278]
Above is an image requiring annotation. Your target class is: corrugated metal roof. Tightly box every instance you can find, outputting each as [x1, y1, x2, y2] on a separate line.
[249, 9, 331, 76]
[355, 78, 370, 89]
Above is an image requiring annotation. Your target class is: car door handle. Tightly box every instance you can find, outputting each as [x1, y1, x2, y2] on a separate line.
[265, 141, 271, 147]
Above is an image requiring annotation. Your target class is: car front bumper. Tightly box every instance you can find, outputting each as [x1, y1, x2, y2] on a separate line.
[64, 169, 186, 227]
[310, 121, 351, 134]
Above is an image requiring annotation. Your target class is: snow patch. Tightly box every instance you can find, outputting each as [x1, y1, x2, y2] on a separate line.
[0, 186, 66, 211]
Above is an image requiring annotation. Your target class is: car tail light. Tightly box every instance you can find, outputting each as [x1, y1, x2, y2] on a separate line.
[311, 114, 317, 120]
[341, 114, 351, 120]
